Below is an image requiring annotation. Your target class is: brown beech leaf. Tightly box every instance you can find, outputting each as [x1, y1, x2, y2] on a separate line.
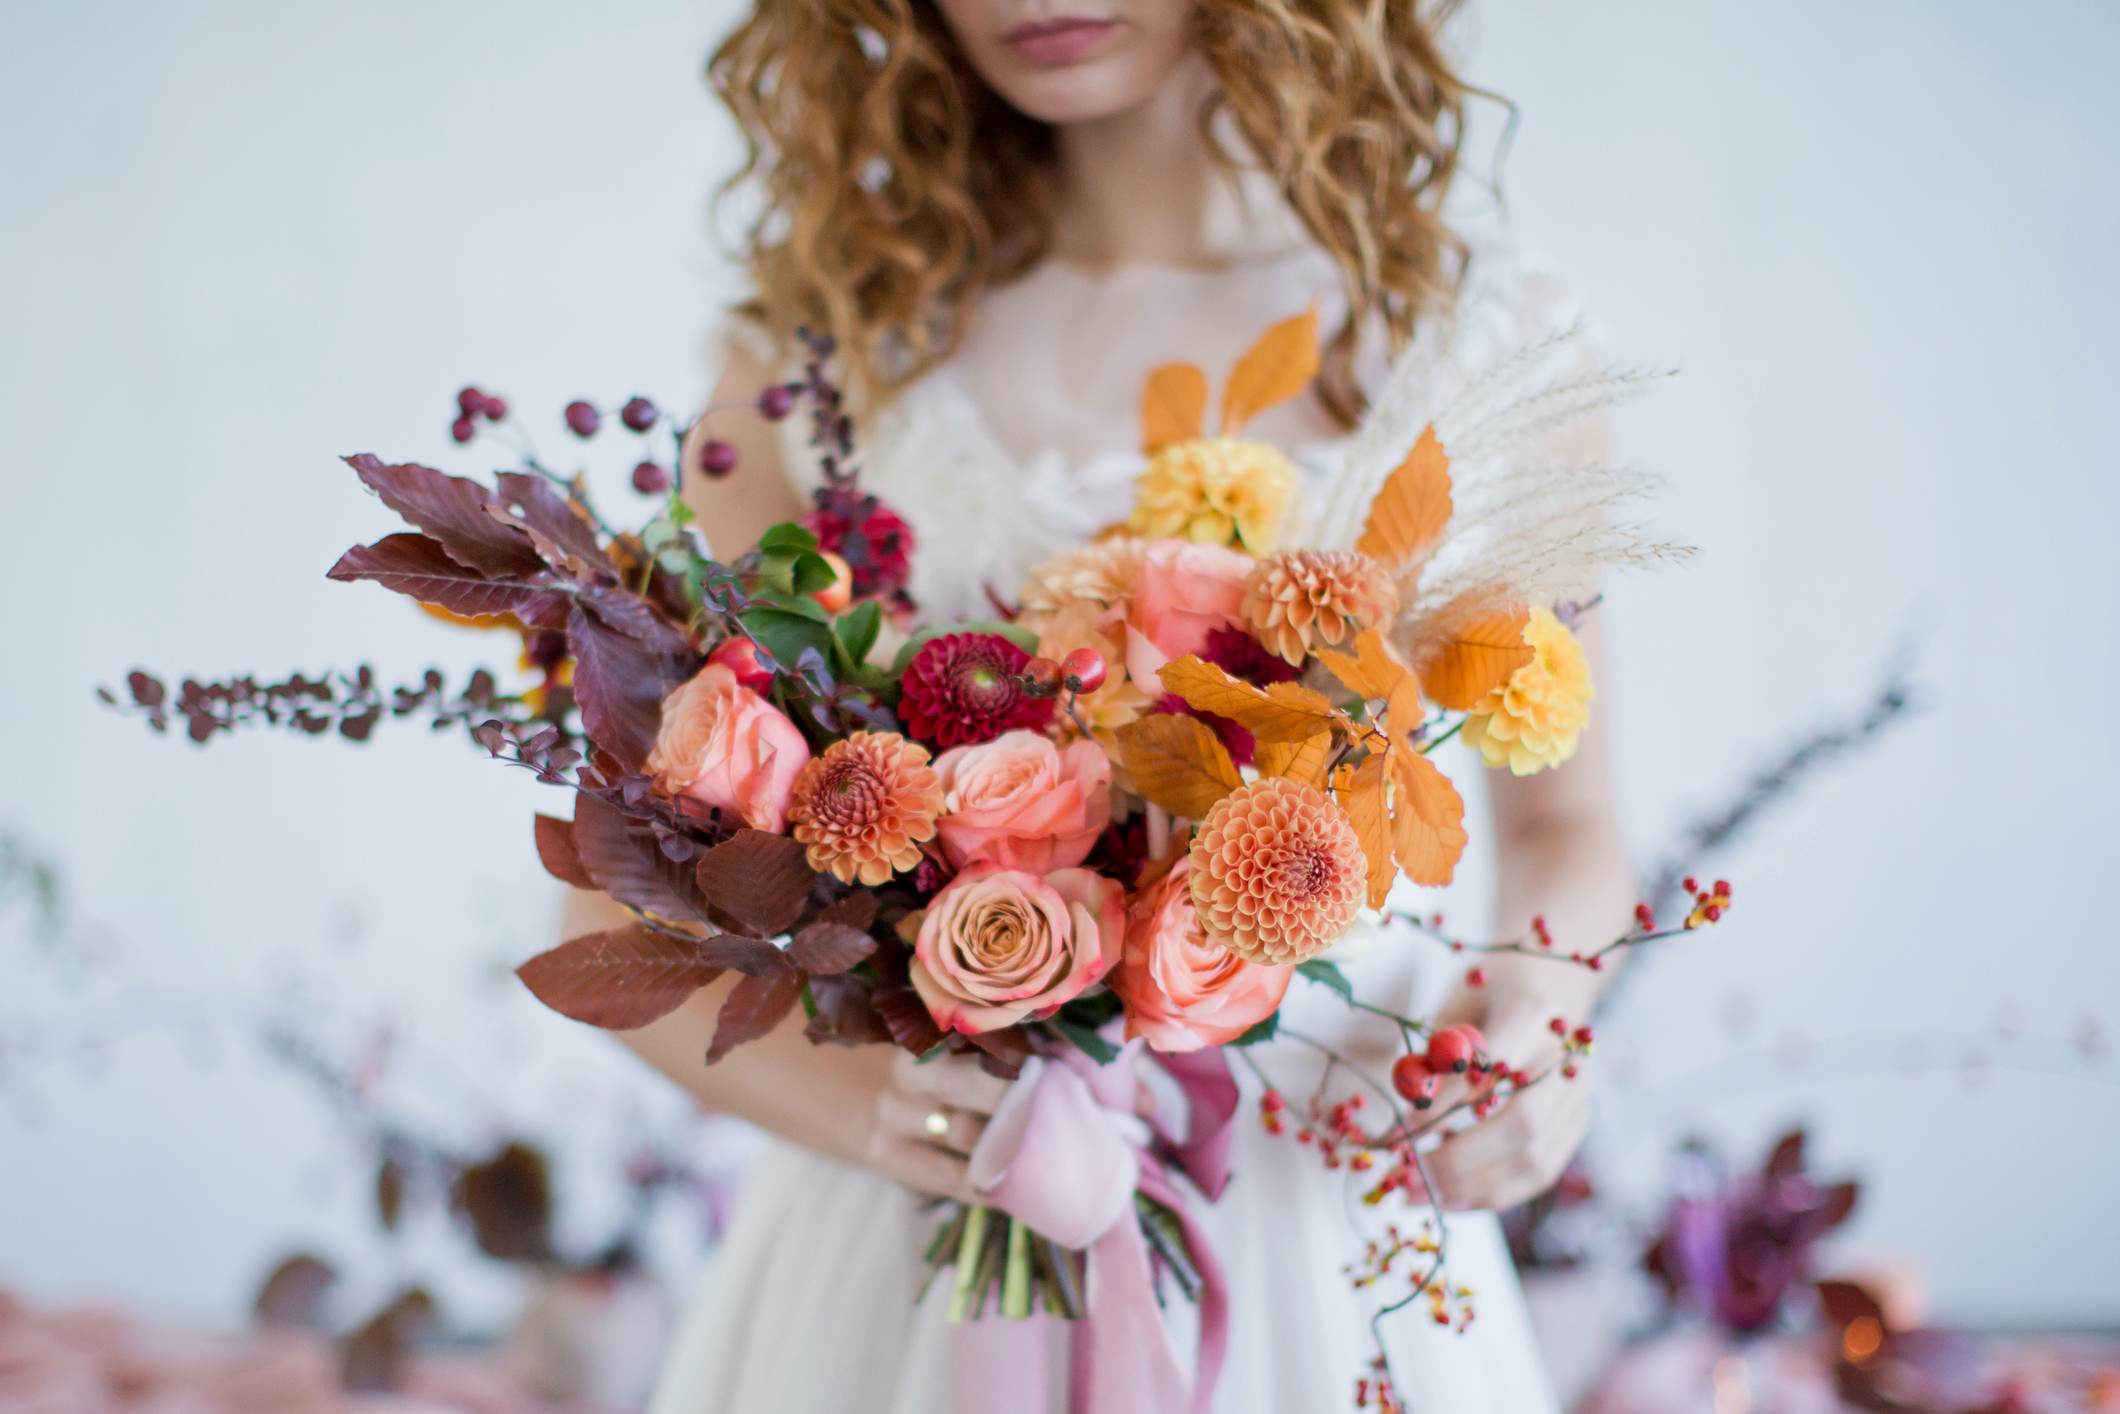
[1389, 749, 1467, 887]
[697, 932, 795, 976]
[873, 983, 947, 1057]
[1419, 607, 1533, 710]
[493, 471, 610, 571]
[1384, 673, 1427, 747]
[568, 603, 673, 771]
[707, 968, 804, 1062]
[341, 1288, 437, 1393]
[1254, 732, 1333, 790]
[1356, 425, 1453, 566]
[1141, 363, 1208, 453]
[789, 921, 877, 975]
[965, 1026, 1032, 1080]
[805, 973, 891, 1046]
[516, 924, 722, 1030]
[454, 1142, 552, 1261]
[1315, 629, 1408, 702]
[345, 454, 546, 579]
[571, 795, 697, 920]
[1340, 753, 1397, 909]
[695, 829, 816, 938]
[255, 1254, 337, 1330]
[580, 583, 693, 655]
[821, 893, 879, 932]
[1220, 309, 1319, 434]
[533, 814, 596, 890]
[1157, 656, 1343, 744]
[329, 534, 548, 619]
[1115, 713, 1242, 819]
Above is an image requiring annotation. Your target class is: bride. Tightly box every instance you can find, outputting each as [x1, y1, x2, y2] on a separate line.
[563, 0, 1638, 1408]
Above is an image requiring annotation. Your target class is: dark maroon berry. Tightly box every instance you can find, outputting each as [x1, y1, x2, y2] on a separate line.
[480, 395, 507, 422]
[451, 415, 477, 444]
[632, 460, 671, 495]
[565, 401, 600, 437]
[1017, 657, 1064, 698]
[457, 386, 484, 415]
[757, 384, 796, 420]
[699, 439, 739, 478]
[621, 396, 658, 432]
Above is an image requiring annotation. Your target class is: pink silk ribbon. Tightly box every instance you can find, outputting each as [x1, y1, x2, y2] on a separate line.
[957, 1042, 1237, 1414]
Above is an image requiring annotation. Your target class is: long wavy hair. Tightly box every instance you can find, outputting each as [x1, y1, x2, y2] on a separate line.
[710, 0, 1474, 424]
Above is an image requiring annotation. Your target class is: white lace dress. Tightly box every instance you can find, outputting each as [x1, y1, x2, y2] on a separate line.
[649, 242, 1587, 1414]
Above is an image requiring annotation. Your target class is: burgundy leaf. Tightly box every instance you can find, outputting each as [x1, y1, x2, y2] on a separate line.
[821, 893, 879, 932]
[453, 1142, 552, 1261]
[533, 814, 597, 889]
[516, 925, 721, 1030]
[345, 454, 545, 578]
[581, 584, 693, 654]
[254, 1254, 337, 1329]
[789, 921, 876, 975]
[571, 796, 699, 920]
[328, 534, 547, 619]
[872, 984, 946, 1058]
[340, 1288, 436, 1393]
[1818, 1181, 1860, 1230]
[694, 829, 816, 938]
[966, 1027, 1032, 1080]
[805, 973, 892, 1046]
[568, 604, 673, 772]
[707, 968, 803, 1062]
[1764, 1129, 1806, 1183]
[494, 472, 612, 570]
[698, 932, 796, 976]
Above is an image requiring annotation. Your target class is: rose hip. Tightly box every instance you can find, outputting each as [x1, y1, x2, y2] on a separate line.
[565, 401, 600, 437]
[631, 461, 670, 495]
[451, 415, 477, 444]
[621, 396, 658, 432]
[699, 439, 738, 478]
[758, 384, 796, 420]
[1059, 647, 1108, 695]
[1018, 658, 1064, 699]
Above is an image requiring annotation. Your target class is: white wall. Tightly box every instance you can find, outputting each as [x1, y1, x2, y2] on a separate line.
[1, 0, 2114, 1332]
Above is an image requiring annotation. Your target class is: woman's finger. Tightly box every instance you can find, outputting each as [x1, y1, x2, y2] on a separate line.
[1427, 1070, 1589, 1210]
[874, 1136, 976, 1203]
[892, 1049, 1013, 1116]
[879, 1088, 988, 1156]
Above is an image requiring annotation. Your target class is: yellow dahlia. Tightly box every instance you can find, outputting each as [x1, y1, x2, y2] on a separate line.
[1128, 438, 1297, 556]
[788, 731, 944, 885]
[1460, 605, 1593, 775]
[1187, 777, 1367, 966]
[1239, 548, 1397, 666]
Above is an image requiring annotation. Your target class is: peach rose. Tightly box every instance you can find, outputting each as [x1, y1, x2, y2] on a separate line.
[911, 863, 1126, 1034]
[1113, 857, 1293, 1052]
[933, 730, 1112, 874]
[1124, 540, 1254, 688]
[647, 663, 811, 834]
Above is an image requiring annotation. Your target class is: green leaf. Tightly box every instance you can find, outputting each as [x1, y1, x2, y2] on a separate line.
[1049, 1015, 1120, 1065]
[740, 606, 837, 676]
[757, 522, 819, 555]
[1295, 958, 1353, 1003]
[835, 600, 883, 665]
[889, 620, 1043, 675]
[791, 550, 838, 596]
[1231, 1011, 1280, 1046]
[642, 520, 678, 551]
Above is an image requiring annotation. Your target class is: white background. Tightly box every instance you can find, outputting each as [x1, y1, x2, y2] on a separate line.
[2, 0, 2114, 1335]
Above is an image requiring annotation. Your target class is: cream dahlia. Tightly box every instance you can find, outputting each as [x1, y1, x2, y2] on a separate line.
[1017, 537, 1148, 630]
[1460, 605, 1593, 775]
[1239, 548, 1397, 666]
[787, 731, 944, 885]
[1187, 777, 1367, 966]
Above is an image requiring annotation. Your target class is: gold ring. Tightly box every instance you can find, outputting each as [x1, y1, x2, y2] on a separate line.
[922, 1109, 951, 1138]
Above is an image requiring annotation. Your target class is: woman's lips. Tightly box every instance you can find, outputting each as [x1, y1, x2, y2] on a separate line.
[1000, 16, 1119, 66]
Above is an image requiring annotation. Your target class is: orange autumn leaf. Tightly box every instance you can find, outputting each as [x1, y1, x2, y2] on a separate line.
[420, 601, 520, 633]
[1419, 607, 1534, 710]
[1340, 753, 1397, 909]
[1384, 672, 1426, 745]
[1157, 656, 1344, 744]
[1316, 628, 1408, 702]
[1255, 732, 1333, 790]
[1221, 310, 1320, 434]
[1388, 748, 1467, 886]
[1357, 425, 1453, 567]
[1115, 713, 1243, 820]
[1141, 364, 1208, 454]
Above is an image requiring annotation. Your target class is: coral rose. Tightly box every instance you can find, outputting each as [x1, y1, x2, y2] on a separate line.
[911, 863, 1127, 1034]
[1461, 605, 1594, 775]
[1124, 539, 1253, 689]
[933, 730, 1112, 874]
[1113, 857, 1292, 1052]
[647, 664, 811, 834]
[1188, 777, 1367, 965]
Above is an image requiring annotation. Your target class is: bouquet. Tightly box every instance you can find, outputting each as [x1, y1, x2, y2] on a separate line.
[113, 317, 1717, 1413]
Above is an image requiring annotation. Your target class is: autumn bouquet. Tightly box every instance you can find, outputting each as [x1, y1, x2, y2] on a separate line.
[113, 316, 1713, 1411]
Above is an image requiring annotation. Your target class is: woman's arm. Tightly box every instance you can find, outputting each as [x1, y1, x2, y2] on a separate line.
[677, 342, 807, 559]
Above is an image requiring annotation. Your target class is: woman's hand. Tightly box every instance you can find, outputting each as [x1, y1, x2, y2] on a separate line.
[863, 1049, 1012, 1202]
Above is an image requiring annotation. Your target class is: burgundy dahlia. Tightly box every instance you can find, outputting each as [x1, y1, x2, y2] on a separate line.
[1154, 693, 1256, 768]
[901, 633, 1054, 747]
[1201, 625, 1301, 687]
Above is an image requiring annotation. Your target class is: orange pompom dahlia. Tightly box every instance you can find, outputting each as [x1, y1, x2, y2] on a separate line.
[1239, 549, 1397, 665]
[1187, 777, 1367, 966]
[788, 731, 944, 886]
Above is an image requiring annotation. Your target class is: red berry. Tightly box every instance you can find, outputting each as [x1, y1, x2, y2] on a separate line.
[1683, 877, 1698, 893]
[1714, 880, 1731, 896]
[457, 386, 484, 415]
[631, 461, 670, 495]
[1390, 1053, 1430, 1105]
[1466, 966, 1487, 988]
[1572, 1025, 1594, 1045]
[1261, 1090, 1285, 1113]
[1059, 647, 1107, 694]
[565, 401, 600, 437]
[1587, 955, 1604, 970]
[481, 394, 507, 421]
[707, 637, 775, 693]
[698, 438, 738, 478]
[1424, 1028, 1474, 1074]
[1549, 1017, 1568, 1036]
[1561, 1062, 1579, 1080]
[757, 384, 796, 420]
[1017, 657, 1064, 698]
[1704, 904, 1722, 922]
[621, 396, 658, 432]
[450, 415, 477, 444]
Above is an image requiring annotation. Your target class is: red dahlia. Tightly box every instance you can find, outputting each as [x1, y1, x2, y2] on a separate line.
[1201, 625, 1300, 686]
[901, 632, 1054, 747]
[804, 493, 914, 600]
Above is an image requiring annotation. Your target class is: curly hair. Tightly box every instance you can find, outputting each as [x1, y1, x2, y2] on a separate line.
[710, 0, 1474, 424]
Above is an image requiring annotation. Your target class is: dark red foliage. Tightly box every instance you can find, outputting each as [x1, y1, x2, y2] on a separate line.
[788, 921, 877, 975]
[708, 969, 804, 1062]
[1154, 692, 1256, 768]
[345, 456, 546, 579]
[804, 493, 914, 602]
[692, 829, 816, 937]
[533, 814, 596, 889]
[516, 924, 723, 1031]
[901, 633, 1055, 747]
[1201, 626, 1301, 686]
